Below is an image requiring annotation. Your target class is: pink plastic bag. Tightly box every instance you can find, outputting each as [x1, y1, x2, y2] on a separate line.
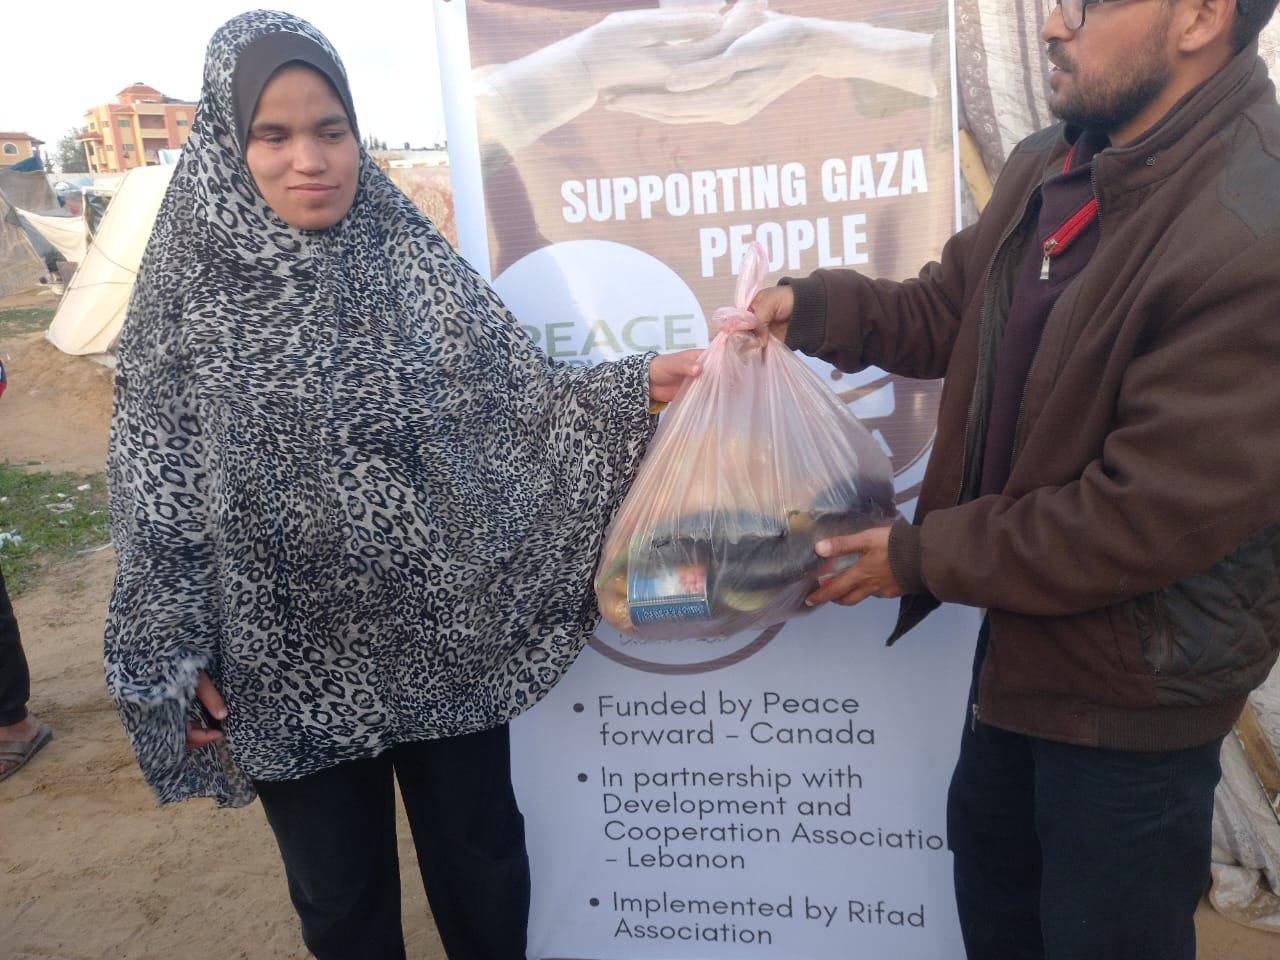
[595, 243, 897, 640]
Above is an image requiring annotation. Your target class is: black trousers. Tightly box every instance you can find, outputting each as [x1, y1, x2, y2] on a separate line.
[0, 566, 31, 727]
[947, 626, 1224, 960]
[255, 723, 529, 960]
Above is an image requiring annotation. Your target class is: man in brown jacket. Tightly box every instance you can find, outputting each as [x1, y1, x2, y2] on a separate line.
[753, 1, 1280, 957]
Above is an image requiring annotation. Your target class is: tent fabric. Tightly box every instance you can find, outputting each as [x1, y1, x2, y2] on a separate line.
[1211, 671, 1280, 932]
[87, 173, 126, 195]
[0, 169, 57, 213]
[15, 208, 87, 264]
[956, 0, 1054, 182]
[83, 193, 110, 238]
[0, 192, 49, 297]
[45, 164, 173, 356]
[52, 173, 126, 196]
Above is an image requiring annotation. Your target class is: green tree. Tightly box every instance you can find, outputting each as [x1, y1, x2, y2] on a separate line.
[56, 130, 89, 173]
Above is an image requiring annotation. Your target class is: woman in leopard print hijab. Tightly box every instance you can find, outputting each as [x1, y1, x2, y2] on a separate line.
[104, 10, 699, 957]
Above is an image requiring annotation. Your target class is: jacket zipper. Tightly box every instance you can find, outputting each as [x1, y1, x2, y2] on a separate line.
[953, 185, 1043, 506]
[1150, 590, 1173, 676]
[957, 176, 1054, 727]
[1039, 198, 1099, 282]
[1011, 157, 1106, 463]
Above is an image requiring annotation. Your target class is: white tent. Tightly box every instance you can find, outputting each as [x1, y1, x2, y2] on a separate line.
[15, 207, 87, 264]
[45, 164, 173, 357]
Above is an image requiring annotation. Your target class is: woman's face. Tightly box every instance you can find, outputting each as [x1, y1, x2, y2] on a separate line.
[244, 64, 359, 230]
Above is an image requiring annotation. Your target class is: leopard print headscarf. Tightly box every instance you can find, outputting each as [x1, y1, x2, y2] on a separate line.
[105, 10, 655, 807]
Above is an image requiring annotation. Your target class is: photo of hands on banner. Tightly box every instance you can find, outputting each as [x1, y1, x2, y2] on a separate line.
[474, 0, 938, 162]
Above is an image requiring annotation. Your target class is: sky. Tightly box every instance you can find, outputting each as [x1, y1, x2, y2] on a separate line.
[0, 1, 450, 155]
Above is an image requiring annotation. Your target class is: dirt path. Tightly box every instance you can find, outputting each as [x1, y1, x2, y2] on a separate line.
[0, 330, 113, 474]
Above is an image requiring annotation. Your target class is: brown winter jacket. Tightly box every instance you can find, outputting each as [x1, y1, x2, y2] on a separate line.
[784, 46, 1280, 751]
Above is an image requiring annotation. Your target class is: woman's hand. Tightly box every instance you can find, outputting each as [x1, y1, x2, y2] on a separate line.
[186, 670, 227, 749]
[648, 349, 705, 404]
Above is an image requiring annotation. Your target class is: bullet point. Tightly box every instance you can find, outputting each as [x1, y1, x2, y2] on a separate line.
[589, 898, 600, 907]
[573, 703, 585, 713]
[577, 773, 588, 783]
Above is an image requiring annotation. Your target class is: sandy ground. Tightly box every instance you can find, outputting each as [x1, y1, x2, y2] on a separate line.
[1, 294, 1276, 959]
[0, 332, 113, 476]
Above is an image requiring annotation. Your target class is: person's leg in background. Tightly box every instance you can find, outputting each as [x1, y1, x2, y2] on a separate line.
[256, 752, 407, 960]
[0, 565, 53, 782]
[395, 723, 530, 960]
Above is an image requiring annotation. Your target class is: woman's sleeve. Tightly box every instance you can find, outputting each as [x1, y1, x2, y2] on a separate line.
[467, 268, 658, 533]
[104, 360, 254, 807]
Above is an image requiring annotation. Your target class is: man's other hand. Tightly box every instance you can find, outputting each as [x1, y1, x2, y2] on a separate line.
[805, 525, 903, 607]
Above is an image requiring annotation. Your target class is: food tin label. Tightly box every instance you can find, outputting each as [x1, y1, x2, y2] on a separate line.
[628, 563, 712, 625]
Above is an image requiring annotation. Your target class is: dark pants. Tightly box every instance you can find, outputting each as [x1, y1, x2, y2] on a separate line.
[255, 723, 529, 960]
[947, 627, 1224, 960]
[0, 566, 31, 727]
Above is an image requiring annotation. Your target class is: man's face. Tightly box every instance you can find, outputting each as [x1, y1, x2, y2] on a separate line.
[1042, 0, 1177, 133]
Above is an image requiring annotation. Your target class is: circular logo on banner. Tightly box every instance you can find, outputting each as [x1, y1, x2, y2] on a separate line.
[492, 239, 709, 366]
[494, 241, 938, 675]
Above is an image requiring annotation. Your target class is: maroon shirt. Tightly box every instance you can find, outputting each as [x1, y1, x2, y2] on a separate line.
[979, 130, 1108, 497]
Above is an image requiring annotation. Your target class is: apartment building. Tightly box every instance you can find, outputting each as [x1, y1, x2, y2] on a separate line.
[79, 83, 196, 174]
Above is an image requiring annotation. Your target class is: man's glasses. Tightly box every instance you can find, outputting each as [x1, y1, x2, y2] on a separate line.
[1047, 0, 1154, 31]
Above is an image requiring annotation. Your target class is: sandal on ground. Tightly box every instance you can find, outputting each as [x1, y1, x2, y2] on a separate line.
[0, 722, 53, 783]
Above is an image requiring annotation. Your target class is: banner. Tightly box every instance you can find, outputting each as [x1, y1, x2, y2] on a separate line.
[436, 2, 978, 956]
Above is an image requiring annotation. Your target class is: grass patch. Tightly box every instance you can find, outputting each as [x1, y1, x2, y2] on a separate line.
[0, 305, 57, 339]
[0, 463, 110, 596]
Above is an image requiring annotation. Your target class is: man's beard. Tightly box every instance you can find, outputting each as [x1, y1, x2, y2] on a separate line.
[1047, 23, 1173, 133]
